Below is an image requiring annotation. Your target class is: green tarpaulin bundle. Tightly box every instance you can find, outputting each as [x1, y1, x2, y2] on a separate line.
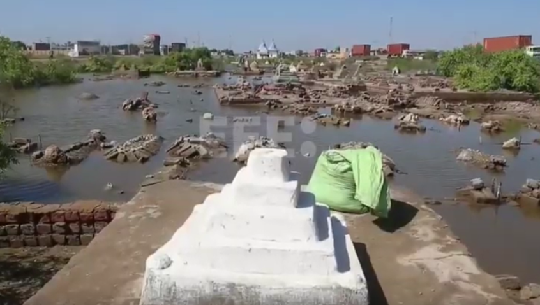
[307, 146, 391, 217]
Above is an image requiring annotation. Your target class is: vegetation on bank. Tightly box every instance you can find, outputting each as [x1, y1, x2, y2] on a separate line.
[387, 58, 438, 72]
[438, 45, 540, 93]
[0, 36, 78, 88]
[78, 48, 222, 73]
[0, 124, 18, 173]
[0, 35, 224, 87]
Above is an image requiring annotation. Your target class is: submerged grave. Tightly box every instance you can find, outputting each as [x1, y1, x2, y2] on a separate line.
[140, 148, 368, 305]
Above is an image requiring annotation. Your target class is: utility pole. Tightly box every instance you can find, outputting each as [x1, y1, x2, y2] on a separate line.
[388, 16, 393, 44]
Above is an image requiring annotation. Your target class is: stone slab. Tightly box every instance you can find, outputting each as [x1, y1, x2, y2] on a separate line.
[140, 148, 367, 305]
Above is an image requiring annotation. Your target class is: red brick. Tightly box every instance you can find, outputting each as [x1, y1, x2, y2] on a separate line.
[51, 211, 66, 222]
[37, 235, 52, 247]
[52, 222, 67, 234]
[110, 212, 116, 219]
[80, 234, 94, 246]
[36, 223, 52, 235]
[94, 209, 109, 221]
[9, 236, 24, 248]
[37, 213, 52, 223]
[66, 235, 80, 246]
[0, 212, 6, 223]
[5, 224, 19, 235]
[0, 225, 5, 236]
[81, 223, 95, 234]
[65, 210, 79, 222]
[79, 213, 94, 222]
[0, 236, 9, 248]
[24, 236, 38, 247]
[94, 222, 108, 233]
[68, 223, 81, 234]
[51, 234, 65, 245]
[5, 213, 22, 223]
[20, 224, 35, 235]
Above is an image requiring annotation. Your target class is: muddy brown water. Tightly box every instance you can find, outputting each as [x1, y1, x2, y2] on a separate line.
[2, 75, 540, 284]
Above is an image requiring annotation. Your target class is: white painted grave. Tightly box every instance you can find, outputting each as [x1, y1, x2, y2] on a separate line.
[139, 148, 368, 305]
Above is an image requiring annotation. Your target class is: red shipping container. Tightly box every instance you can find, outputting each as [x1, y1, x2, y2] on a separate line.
[387, 43, 410, 56]
[483, 35, 532, 53]
[351, 44, 371, 56]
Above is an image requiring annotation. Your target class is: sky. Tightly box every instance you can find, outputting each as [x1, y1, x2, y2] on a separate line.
[0, 0, 538, 52]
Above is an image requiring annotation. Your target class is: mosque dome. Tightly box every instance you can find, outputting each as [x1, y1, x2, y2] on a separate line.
[268, 40, 278, 52]
[258, 41, 268, 53]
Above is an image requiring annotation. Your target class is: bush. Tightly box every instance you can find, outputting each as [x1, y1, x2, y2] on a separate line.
[0, 36, 78, 87]
[438, 46, 540, 93]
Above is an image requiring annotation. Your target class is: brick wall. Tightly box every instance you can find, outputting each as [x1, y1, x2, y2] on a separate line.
[0, 201, 119, 248]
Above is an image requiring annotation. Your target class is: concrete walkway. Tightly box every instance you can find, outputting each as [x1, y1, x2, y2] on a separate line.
[24, 181, 515, 305]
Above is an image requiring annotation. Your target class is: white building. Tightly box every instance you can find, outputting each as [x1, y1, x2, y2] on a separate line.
[68, 40, 101, 57]
[257, 40, 280, 59]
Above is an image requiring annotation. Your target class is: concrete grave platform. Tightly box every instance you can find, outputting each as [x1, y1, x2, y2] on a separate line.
[140, 148, 368, 305]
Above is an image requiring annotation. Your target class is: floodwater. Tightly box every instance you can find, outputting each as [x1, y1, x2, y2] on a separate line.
[2, 75, 540, 284]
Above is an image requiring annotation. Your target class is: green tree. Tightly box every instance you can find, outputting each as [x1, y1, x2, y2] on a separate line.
[422, 50, 439, 61]
[438, 45, 540, 93]
[0, 124, 17, 173]
[0, 36, 37, 87]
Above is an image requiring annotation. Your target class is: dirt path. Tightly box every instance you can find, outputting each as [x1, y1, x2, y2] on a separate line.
[0, 246, 82, 305]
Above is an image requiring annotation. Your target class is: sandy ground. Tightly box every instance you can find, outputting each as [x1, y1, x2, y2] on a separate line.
[0, 246, 82, 305]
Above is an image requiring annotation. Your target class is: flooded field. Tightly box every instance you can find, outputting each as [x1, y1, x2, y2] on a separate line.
[2, 75, 540, 284]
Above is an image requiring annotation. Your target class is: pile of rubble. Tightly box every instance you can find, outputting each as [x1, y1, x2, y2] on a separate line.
[8, 138, 38, 154]
[233, 136, 286, 164]
[439, 113, 470, 125]
[456, 148, 507, 171]
[456, 178, 501, 204]
[311, 114, 351, 127]
[481, 120, 504, 133]
[394, 113, 426, 133]
[167, 133, 227, 159]
[333, 141, 397, 177]
[31, 130, 107, 167]
[104, 134, 163, 163]
[515, 179, 540, 206]
[122, 92, 156, 111]
[502, 137, 521, 150]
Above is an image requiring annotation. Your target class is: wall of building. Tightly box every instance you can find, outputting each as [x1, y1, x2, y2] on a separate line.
[0, 201, 118, 248]
[23, 50, 70, 57]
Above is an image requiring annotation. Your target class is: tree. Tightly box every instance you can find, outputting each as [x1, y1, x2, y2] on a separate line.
[422, 50, 439, 61]
[438, 45, 540, 93]
[0, 36, 37, 87]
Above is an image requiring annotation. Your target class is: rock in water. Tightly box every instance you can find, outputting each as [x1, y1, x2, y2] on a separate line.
[78, 92, 99, 100]
[104, 134, 163, 163]
[502, 137, 520, 150]
[456, 148, 507, 171]
[167, 133, 227, 160]
[203, 113, 214, 120]
[31, 130, 106, 166]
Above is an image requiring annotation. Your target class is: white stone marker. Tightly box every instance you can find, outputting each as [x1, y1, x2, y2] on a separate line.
[139, 148, 368, 305]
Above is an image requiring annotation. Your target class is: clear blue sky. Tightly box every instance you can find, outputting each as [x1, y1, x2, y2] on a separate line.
[0, 0, 538, 51]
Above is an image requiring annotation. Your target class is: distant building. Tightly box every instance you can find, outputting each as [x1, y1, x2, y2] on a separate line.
[256, 40, 280, 59]
[68, 41, 101, 57]
[33, 42, 51, 51]
[160, 45, 169, 56]
[171, 43, 186, 52]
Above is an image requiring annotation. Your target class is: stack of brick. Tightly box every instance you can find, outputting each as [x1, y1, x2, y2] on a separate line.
[0, 201, 119, 248]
